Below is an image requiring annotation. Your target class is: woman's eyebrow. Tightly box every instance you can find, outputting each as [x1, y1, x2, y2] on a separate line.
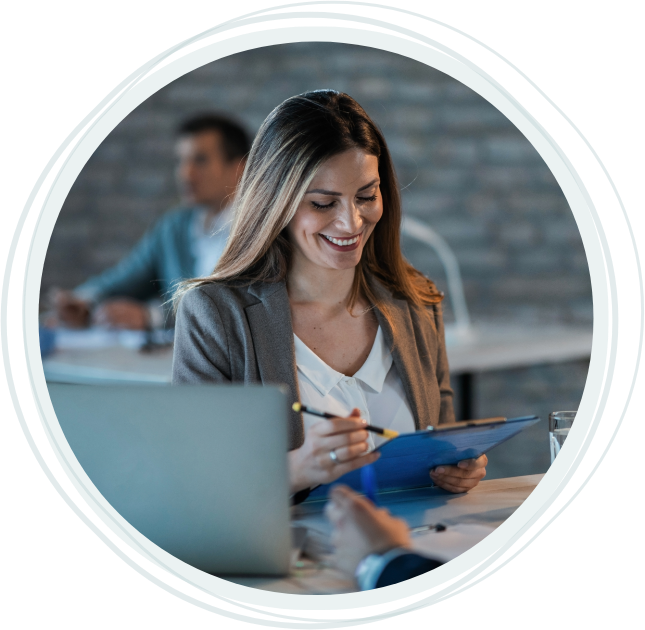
[305, 179, 380, 195]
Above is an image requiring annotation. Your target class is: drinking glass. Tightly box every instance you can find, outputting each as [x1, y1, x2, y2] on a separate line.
[549, 411, 576, 463]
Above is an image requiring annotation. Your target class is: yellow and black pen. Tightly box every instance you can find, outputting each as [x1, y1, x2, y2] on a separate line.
[292, 402, 399, 439]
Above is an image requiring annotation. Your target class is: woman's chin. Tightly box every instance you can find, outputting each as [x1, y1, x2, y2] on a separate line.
[295, 243, 366, 272]
[321, 252, 363, 271]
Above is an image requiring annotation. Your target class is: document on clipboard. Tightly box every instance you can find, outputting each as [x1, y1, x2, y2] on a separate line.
[306, 415, 540, 500]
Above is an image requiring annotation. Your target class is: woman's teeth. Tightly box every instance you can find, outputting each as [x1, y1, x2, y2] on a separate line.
[322, 234, 359, 246]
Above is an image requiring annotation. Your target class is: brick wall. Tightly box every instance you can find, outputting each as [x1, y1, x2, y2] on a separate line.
[41, 42, 592, 476]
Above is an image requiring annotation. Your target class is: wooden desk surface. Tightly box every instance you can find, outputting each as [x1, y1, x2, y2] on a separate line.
[227, 474, 543, 594]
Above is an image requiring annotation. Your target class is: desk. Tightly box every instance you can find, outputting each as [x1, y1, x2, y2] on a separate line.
[42, 324, 591, 393]
[227, 474, 542, 594]
[43, 346, 173, 385]
[445, 324, 591, 419]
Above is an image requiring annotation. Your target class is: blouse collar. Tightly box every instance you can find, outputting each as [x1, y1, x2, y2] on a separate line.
[293, 326, 393, 398]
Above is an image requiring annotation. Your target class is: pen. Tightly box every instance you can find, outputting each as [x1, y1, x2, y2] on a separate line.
[292, 402, 400, 439]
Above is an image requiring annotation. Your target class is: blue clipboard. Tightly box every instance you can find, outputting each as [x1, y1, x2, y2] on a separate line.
[306, 415, 540, 500]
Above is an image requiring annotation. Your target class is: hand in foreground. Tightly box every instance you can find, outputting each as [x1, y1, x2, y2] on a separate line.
[48, 289, 91, 328]
[288, 408, 380, 494]
[92, 299, 150, 330]
[325, 485, 411, 576]
[429, 454, 488, 493]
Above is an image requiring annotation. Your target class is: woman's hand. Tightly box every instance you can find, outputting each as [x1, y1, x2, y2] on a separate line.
[325, 485, 411, 576]
[288, 408, 380, 494]
[429, 454, 488, 493]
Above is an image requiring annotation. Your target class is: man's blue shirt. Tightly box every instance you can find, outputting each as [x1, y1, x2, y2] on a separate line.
[75, 207, 199, 313]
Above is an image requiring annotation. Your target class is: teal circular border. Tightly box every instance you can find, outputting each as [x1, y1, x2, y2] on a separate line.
[10, 3, 622, 628]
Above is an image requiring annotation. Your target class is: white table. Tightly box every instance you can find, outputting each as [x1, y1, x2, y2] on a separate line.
[445, 323, 591, 374]
[445, 323, 591, 418]
[226, 474, 543, 594]
[43, 345, 173, 384]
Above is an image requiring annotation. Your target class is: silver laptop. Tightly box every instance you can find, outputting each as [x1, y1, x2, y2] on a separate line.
[48, 383, 291, 576]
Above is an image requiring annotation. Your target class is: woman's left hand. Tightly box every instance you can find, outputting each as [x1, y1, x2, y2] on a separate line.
[429, 454, 487, 493]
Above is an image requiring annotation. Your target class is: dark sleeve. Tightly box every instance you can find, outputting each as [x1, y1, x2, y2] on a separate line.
[433, 303, 455, 425]
[172, 287, 232, 384]
[375, 553, 443, 588]
[75, 220, 165, 303]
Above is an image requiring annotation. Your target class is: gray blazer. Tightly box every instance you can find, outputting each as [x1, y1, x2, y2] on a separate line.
[172, 278, 455, 450]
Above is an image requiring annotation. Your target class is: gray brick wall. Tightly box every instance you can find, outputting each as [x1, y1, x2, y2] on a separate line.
[41, 43, 591, 476]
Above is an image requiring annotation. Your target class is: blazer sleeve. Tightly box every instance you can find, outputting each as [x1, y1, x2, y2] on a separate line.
[374, 552, 443, 588]
[75, 221, 164, 304]
[433, 302, 455, 425]
[172, 287, 232, 384]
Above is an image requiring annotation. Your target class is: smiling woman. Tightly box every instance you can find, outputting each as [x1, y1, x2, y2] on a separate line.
[172, 90, 488, 501]
[287, 150, 383, 378]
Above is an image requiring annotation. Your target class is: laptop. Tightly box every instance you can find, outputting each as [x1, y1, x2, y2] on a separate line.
[47, 383, 291, 576]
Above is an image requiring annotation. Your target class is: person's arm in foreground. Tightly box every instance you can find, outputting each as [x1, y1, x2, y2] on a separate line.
[325, 485, 443, 589]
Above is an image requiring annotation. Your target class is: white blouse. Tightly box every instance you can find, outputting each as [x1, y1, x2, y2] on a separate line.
[294, 326, 416, 449]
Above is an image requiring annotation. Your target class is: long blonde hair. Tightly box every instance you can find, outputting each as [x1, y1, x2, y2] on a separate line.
[173, 90, 443, 321]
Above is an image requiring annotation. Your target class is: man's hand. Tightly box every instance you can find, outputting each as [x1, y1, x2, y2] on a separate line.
[324, 485, 411, 576]
[48, 289, 91, 328]
[429, 454, 488, 493]
[92, 299, 150, 330]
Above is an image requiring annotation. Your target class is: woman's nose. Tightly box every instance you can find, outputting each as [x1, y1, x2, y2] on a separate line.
[335, 200, 363, 233]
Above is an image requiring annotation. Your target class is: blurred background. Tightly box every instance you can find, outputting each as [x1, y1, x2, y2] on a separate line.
[41, 42, 592, 479]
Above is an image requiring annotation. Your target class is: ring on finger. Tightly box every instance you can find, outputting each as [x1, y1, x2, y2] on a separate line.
[329, 449, 338, 464]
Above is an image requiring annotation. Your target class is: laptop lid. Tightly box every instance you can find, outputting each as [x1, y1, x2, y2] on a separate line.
[48, 383, 291, 576]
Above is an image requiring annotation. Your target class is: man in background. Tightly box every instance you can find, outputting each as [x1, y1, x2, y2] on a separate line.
[52, 114, 251, 329]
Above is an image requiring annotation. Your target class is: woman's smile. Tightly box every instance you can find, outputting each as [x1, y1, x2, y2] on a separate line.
[319, 231, 363, 251]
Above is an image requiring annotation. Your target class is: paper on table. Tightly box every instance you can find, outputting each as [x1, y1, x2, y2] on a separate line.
[410, 523, 496, 563]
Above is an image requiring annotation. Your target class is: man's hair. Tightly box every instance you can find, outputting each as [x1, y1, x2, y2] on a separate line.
[177, 114, 251, 162]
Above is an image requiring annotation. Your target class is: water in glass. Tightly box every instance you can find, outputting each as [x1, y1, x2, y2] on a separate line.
[548, 411, 576, 464]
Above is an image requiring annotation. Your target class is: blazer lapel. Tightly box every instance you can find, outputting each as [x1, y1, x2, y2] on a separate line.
[245, 281, 304, 448]
[371, 280, 437, 430]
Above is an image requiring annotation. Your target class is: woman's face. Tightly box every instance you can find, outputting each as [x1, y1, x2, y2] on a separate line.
[287, 149, 383, 272]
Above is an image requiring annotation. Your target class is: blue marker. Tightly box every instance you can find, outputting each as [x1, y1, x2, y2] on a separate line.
[361, 464, 379, 505]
